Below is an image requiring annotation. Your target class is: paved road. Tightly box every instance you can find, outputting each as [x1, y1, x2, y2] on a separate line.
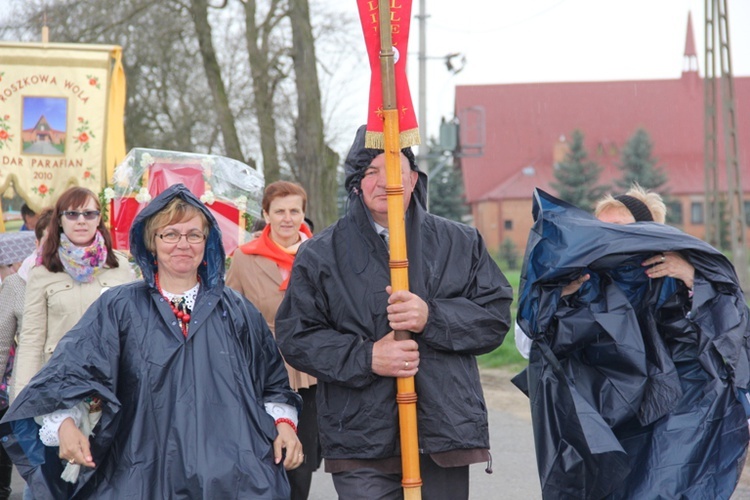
[307, 404, 541, 500]
[308, 369, 542, 499]
[308, 368, 750, 499]
[23, 141, 62, 155]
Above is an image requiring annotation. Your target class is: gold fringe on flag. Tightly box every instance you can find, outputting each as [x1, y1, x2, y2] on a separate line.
[365, 127, 421, 150]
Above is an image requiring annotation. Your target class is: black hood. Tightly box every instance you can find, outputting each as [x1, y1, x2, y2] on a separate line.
[129, 184, 225, 290]
[343, 125, 427, 208]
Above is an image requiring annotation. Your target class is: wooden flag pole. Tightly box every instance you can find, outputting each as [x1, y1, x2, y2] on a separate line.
[377, 1, 422, 498]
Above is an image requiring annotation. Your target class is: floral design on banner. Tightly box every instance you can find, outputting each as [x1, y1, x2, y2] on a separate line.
[86, 74, 101, 89]
[83, 167, 97, 182]
[0, 115, 13, 150]
[0, 71, 4, 82]
[75, 117, 95, 152]
[31, 183, 53, 198]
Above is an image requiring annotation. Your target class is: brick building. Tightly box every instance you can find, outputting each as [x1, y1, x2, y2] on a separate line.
[455, 15, 750, 255]
[21, 115, 66, 146]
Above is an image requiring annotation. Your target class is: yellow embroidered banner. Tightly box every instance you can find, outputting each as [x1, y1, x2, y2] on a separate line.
[0, 42, 126, 212]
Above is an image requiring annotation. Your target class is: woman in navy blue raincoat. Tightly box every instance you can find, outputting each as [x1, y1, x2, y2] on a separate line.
[515, 189, 750, 499]
[1, 184, 302, 499]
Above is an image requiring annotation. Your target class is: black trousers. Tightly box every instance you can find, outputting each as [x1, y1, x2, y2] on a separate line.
[286, 386, 322, 500]
[331, 454, 469, 500]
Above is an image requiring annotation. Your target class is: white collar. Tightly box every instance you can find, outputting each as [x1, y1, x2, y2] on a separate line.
[373, 222, 388, 235]
[161, 282, 200, 311]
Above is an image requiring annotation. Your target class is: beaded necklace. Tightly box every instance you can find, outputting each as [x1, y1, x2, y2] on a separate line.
[154, 273, 198, 337]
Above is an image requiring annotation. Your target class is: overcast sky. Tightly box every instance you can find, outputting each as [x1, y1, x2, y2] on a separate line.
[2, 0, 747, 155]
[324, 0, 750, 152]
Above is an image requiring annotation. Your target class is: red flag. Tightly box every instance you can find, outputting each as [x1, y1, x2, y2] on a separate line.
[357, 0, 420, 149]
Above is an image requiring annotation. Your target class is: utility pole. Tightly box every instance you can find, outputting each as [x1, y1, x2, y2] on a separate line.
[704, 2, 720, 248]
[704, 0, 749, 292]
[417, 0, 430, 209]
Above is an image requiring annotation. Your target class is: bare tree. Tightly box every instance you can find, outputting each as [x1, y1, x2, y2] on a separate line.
[0, 0, 230, 154]
[242, 0, 289, 182]
[120, 2, 218, 152]
[288, 0, 338, 227]
[188, 0, 244, 161]
[2, 0, 356, 227]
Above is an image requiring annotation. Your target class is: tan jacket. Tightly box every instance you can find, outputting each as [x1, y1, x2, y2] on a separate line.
[226, 251, 316, 391]
[11, 252, 134, 401]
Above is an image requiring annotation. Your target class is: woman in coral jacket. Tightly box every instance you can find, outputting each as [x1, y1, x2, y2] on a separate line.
[226, 180, 320, 500]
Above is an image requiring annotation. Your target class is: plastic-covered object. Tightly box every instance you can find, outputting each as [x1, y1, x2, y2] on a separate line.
[513, 189, 750, 499]
[107, 148, 264, 256]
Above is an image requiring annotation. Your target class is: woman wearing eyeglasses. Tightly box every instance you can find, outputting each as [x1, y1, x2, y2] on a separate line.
[11, 186, 134, 401]
[2, 184, 302, 498]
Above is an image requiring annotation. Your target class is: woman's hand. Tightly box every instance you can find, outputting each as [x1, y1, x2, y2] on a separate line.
[274, 422, 304, 471]
[643, 252, 695, 289]
[562, 274, 590, 297]
[58, 417, 95, 468]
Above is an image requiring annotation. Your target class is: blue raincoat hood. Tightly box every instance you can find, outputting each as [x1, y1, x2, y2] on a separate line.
[129, 184, 225, 290]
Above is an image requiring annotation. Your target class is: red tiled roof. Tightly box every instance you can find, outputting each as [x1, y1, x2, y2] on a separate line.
[456, 72, 750, 203]
[481, 163, 621, 201]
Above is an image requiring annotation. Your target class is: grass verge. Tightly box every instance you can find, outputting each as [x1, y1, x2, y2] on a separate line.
[478, 267, 528, 373]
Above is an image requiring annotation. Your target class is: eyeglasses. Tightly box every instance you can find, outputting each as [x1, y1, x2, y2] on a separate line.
[61, 210, 101, 221]
[157, 231, 207, 244]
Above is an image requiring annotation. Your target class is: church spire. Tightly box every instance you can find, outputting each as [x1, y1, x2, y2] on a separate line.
[683, 11, 698, 74]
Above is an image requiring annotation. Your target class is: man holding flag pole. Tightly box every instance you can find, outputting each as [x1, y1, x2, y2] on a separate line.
[275, 2, 513, 498]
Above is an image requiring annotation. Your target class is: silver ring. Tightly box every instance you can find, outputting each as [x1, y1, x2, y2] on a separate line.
[404, 361, 409, 369]
[661, 255, 666, 262]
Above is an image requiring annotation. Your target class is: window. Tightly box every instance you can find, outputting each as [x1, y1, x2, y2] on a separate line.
[690, 202, 704, 224]
[666, 201, 683, 225]
[504, 220, 513, 230]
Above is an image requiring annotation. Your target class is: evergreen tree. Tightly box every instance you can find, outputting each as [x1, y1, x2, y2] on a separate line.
[551, 129, 607, 212]
[616, 128, 668, 192]
[428, 157, 468, 221]
[498, 238, 520, 270]
[427, 137, 468, 222]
